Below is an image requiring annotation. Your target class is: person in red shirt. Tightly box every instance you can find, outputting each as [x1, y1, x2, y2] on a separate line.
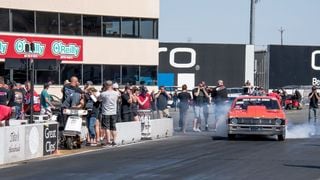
[137, 86, 151, 110]
[0, 105, 11, 126]
[23, 81, 41, 115]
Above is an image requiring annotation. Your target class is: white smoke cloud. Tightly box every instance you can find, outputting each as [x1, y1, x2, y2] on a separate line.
[212, 103, 231, 137]
[286, 123, 319, 139]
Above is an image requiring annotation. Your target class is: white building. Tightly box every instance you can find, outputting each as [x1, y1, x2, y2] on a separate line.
[0, 0, 159, 95]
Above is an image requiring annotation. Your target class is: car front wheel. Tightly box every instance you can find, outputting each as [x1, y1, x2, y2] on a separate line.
[228, 134, 236, 140]
[277, 134, 286, 141]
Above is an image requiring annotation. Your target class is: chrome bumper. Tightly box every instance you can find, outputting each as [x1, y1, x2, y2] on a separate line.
[228, 124, 286, 135]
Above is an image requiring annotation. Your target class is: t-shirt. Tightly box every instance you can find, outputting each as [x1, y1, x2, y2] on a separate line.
[61, 92, 81, 109]
[121, 93, 131, 114]
[157, 93, 169, 110]
[139, 94, 151, 110]
[100, 90, 119, 115]
[211, 86, 228, 104]
[0, 87, 10, 106]
[9, 89, 24, 107]
[178, 91, 191, 110]
[0, 105, 11, 121]
[309, 92, 320, 108]
[24, 91, 41, 113]
[192, 88, 206, 106]
[40, 89, 50, 108]
[62, 84, 82, 103]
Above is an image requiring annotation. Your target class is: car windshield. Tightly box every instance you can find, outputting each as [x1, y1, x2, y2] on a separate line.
[234, 98, 280, 110]
[228, 88, 243, 94]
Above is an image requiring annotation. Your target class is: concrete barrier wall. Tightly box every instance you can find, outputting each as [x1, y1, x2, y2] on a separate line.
[149, 118, 173, 139]
[0, 119, 173, 165]
[0, 122, 58, 165]
[115, 121, 141, 145]
[0, 128, 4, 164]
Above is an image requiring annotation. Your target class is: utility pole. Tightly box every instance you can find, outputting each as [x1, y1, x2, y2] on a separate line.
[25, 43, 35, 124]
[249, 0, 255, 44]
[249, 0, 260, 45]
[279, 27, 285, 45]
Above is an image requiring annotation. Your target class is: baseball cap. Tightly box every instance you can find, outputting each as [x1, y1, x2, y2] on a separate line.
[113, 83, 119, 89]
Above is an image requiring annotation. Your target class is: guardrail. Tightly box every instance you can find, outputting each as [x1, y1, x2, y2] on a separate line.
[0, 118, 173, 165]
[0, 122, 58, 165]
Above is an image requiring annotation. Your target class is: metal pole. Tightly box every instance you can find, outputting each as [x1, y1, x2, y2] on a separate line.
[249, 0, 255, 45]
[279, 27, 285, 45]
[29, 58, 34, 124]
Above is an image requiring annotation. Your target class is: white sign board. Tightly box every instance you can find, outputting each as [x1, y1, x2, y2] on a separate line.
[177, 73, 195, 89]
[3, 126, 26, 163]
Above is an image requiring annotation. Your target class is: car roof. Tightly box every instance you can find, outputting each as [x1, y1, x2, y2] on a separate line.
[235, 96, 278, 101]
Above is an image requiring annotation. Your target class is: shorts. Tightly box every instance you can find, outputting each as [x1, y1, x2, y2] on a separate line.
[193, 106, 204, 119]
[101, 115, 117, 131]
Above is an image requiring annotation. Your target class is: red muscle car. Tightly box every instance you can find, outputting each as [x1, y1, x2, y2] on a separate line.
[227, 96, 287, 141]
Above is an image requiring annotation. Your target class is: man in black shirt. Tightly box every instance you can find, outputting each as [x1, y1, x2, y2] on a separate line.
[121, 85, 133, 122]
[308, 86, 320, 124]
[211, 80, 228, 129]
[0, 76, 10, 106]
[61, 76, 82, 104]
[155, 86, 171, 118]
[192, 82, 209, 132]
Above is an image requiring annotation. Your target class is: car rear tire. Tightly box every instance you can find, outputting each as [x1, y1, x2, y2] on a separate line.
[228, 134, 236, 140]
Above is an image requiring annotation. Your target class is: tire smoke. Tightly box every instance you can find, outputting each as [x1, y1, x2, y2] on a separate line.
[286, 123, 320, 139]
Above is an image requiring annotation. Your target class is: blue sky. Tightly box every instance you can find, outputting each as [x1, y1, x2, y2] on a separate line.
[160, 0, 320, 47]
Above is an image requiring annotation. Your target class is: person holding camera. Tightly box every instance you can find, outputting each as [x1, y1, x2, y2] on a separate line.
[308, 86, 320, 124]
[192, 82, 209, 132]
[155, 86, 171, 118]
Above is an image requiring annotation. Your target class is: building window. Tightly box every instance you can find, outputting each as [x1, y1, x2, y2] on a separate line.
[153, 20, 159, 39]
[102, 17, 120, 37]
[0, 63, 10, 83]
[140, 19, 154, 39]
[36, 71, 59, 85]
[140, 66, 157, 85]
[121, 18, 139, 38]
[36, 11, 58, 34]
[103, 65, 121, 83]
[60, 13, 81, 35]
[122, 66, 139, 85]
[0, 8, 9, 31]
[83, 65, 101, 85]
[60, 64, 82, 84]
[12, 10, 35, 33]
[13, 70, 29, 84]
[83, 15, 101, 36]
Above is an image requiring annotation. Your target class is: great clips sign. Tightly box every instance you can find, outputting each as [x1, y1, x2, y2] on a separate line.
[0, 34, 83, 61]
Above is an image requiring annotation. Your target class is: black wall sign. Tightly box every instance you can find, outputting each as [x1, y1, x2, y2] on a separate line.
[43, 123, 58, 156]
[159, 43, 247, 87]
[268, 45, 320, 88]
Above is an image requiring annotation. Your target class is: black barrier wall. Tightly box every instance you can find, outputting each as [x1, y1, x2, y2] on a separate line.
[268, 45, 320, 89]
[159, 43, 248, 87]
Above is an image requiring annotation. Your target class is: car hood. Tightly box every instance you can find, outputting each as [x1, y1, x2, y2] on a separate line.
[228, 106, 286, 119]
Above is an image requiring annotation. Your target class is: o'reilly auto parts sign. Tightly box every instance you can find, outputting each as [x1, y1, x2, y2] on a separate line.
[268, 45, 320, 88]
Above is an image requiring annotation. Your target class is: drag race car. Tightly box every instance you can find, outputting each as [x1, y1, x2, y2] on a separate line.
[227, 96, 287, 141]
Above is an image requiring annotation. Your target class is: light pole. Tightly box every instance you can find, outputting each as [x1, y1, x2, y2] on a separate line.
[249, 0, 260, 45]
[279, 27, 285, 45]
[25, 43, 35, 124]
